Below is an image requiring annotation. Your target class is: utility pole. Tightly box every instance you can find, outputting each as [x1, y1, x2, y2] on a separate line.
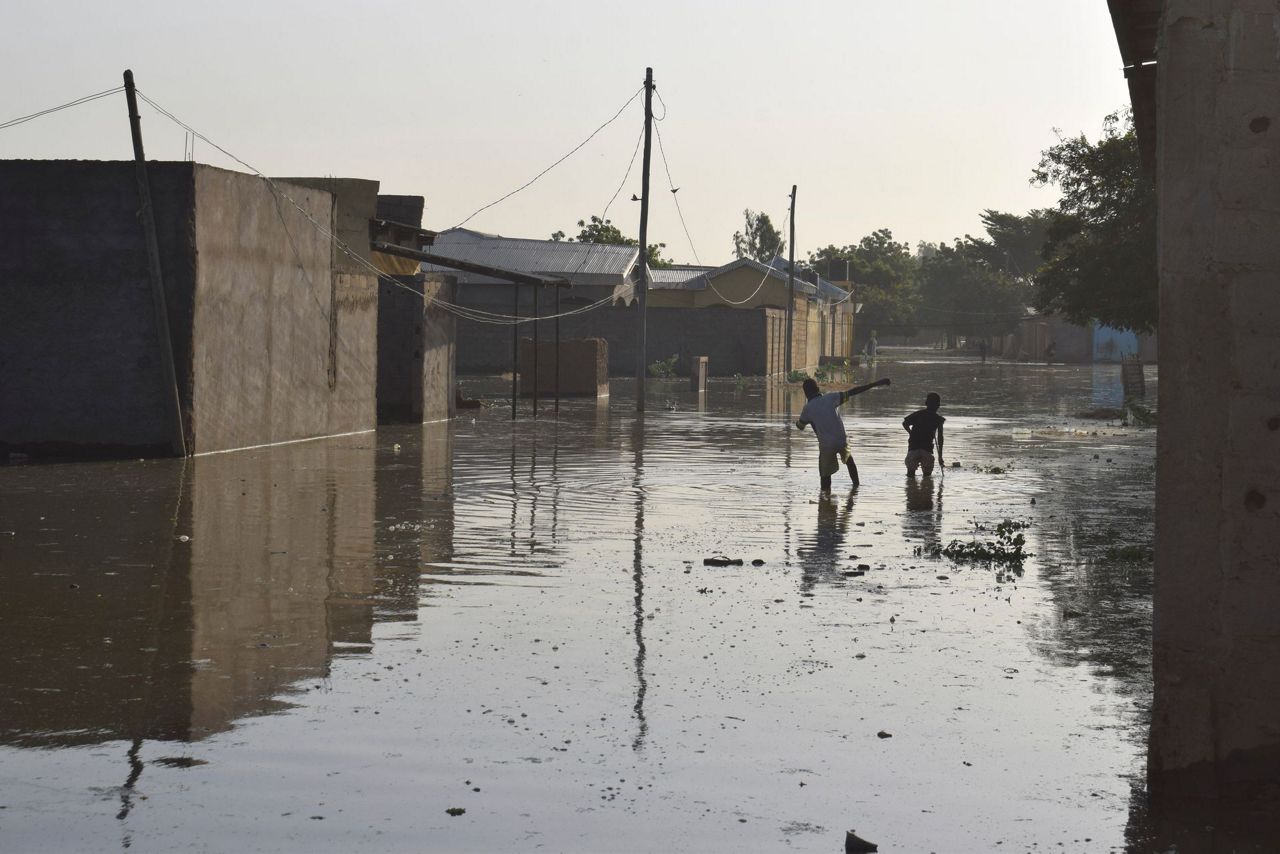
[635, 67, 654, 412]
[124, 69, 187, 457]
[784, 185, 796, 377]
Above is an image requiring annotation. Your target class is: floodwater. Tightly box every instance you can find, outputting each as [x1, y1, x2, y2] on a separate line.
[0, 359, 1167, 852]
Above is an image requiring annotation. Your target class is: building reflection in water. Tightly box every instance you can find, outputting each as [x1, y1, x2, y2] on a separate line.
[0, 427, 454, 793]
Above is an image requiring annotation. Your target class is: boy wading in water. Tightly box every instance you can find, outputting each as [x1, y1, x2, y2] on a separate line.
[795, 377, 891, 491]
[903, 392, 945, 476]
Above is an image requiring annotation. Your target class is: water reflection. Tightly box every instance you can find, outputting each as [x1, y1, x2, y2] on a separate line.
[1, 361, 1191, 852]
[0, 429, 458, 748]
[902, 475, 944, 554]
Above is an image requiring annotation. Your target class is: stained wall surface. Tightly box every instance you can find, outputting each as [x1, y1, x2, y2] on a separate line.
[189, 167, 378, 453]
[0, 160, 197, 453]
[1151, 0, 1280, 799]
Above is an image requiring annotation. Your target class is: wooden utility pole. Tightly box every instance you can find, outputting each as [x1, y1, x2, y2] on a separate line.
[124, 70, 187, 457]
[784, 185, 796, 376]
[635, 67, 654, 412]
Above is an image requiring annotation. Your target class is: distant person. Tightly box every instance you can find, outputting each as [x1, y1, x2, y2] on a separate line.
[1045, 341, 1056, 364]
[795, 376, 891, 491]
[866, 332, 878, 361]
[979, 340, 988, 363]
[902, 392, 945, 477]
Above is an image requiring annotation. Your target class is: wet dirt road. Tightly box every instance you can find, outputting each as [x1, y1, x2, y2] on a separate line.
[0, 360, 1158, 852]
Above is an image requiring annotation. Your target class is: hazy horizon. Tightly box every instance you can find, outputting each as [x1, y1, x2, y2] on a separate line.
[1, 1, 1128, 264]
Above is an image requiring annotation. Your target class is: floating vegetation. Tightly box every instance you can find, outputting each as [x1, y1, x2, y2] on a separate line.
[932, 519, 1030, 570]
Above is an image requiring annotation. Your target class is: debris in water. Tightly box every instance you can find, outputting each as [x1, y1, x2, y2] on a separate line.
[751, 559, 765, 566]
[845, 828, 879, 852]
[876, 731, 892, 739]
[703, 556, 743, 567]
[446, 807, 466, 816]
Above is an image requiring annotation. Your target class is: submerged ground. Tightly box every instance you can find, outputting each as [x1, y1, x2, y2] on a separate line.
[0, 359, 1160, 852]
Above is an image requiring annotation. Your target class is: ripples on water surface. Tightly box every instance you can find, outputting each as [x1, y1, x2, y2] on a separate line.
[0, 361, 1161, 852]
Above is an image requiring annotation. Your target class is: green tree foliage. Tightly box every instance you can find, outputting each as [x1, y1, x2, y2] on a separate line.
[810, 229, 920, 336]
[731, 209, 786, 262]
[916, 240, 1029, 339]
[1031, 111, 1157, 333]
[964, 209, 1052, 283]
[551, 216, 671, 268]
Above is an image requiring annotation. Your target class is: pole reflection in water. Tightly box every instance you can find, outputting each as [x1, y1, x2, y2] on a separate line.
[630, 414, 648, 751]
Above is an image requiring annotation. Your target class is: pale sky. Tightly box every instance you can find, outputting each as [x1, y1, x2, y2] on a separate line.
[2, 1, 1127, 265]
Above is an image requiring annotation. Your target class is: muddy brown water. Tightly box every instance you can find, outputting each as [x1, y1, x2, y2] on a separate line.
[0, 360, 1162, 852]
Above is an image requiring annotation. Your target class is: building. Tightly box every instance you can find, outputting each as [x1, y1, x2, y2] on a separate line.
[427, 227, 855, 377]
[0, 161, 456, 458]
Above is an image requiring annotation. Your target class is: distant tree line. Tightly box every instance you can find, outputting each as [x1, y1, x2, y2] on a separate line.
[551, 111, 1154, 336]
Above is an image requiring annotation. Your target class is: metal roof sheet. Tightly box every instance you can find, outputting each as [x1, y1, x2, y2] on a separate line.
[648, 264, 714, 290]
[425, 228, 638, 285]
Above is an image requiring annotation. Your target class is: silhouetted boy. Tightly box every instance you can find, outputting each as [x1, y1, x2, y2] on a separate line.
[796, 376, 891, 491]
[903, 392, 945, 476]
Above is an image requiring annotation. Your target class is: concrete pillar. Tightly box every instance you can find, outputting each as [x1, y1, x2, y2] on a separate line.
[1151, 0, 1280, 801]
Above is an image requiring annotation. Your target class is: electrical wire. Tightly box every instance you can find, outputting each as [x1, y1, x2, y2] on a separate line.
[0, 86, 124, 132]
[449, 85, 643, 230]
[135, 88, 630, 326]
[652, 121, 700, 265]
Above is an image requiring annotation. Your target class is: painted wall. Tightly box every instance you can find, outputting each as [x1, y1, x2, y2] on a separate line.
[0, 160, 197, 453]
[422, 274, 457, 423]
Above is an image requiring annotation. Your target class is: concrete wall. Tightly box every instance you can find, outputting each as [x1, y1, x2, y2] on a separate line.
[1, 161, 382, 457]
[1151, 0, 1280, 802]
[422, 274, 457, 422]
[190, 166, 374, 453]
[377, 276, 425, 423]
[0, 160, 197, 453]
[518, 337, 609, 397]
[458, 304, 772, 377]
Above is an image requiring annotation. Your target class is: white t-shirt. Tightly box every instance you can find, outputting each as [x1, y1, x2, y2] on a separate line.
[800, 392, 847, 449]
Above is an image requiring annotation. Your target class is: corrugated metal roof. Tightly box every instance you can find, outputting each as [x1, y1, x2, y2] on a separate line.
[649, 264, 714, 290]
[424, 228, 637, 287]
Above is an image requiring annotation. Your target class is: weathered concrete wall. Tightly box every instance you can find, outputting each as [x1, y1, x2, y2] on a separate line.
[1151, 0, 1280, 802]
[190, 167, 354, 453]
[518, 337, 609, 397]
[422, 274, 457, 422]
[0, 160, 197, 453]
[459, 304, 772, 377]
[377, 276, 425, 423]
[273, 177, 380, 441]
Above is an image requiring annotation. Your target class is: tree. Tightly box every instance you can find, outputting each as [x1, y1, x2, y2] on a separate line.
[810, 228, 920, 338]
[1031, 111, 1157, 333]
[963, 209, 1052, 283]
[916, 240, 1029, 343]
[732, 209, 786, 262]
[551, 215, 671, 268]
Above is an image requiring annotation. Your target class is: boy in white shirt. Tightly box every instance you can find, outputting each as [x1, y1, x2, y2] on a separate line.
[795, 376, 891, 491]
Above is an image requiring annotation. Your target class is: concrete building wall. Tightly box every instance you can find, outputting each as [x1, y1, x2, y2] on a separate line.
[189, 167, 343, 453]
[377, 276, 425, 423]
[457, 304, 772, 377]
[422, 274, 457, 423]
[0, 160, 197, 453]
[1151, 0, 1280, 801]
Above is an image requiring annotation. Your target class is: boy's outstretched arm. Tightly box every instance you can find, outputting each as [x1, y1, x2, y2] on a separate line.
[936, 424, 945, 465]
[842, 377, 890, 403]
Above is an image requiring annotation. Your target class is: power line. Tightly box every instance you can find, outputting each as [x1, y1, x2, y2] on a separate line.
[0, 86, 124, 132]
[652, 121, 700, 265]
[449, 85, 644, 230]
[135, 88, 636, 326]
